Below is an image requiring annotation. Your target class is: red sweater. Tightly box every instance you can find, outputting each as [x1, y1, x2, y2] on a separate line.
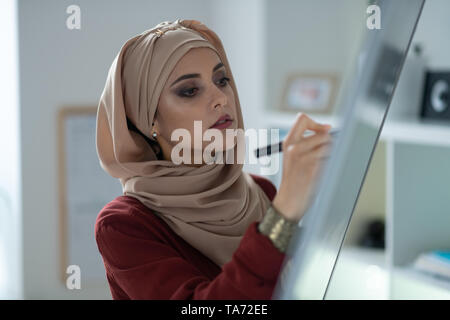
[94, 174, 286, 300]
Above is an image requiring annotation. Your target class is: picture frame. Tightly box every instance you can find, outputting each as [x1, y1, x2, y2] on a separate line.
[279, 72, 339, 115]
[58, 106, 122, 286]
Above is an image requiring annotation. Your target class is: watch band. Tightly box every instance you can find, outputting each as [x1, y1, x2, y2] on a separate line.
[258, 205, 299, 253]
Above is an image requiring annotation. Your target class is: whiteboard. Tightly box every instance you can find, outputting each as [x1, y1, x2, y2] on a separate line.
[58, 107, 122, 285]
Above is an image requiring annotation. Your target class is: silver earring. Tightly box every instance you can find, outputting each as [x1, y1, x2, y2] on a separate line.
[152, 132, 157, 139]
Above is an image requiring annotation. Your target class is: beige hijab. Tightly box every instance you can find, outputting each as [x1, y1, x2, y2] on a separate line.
[96, 19, 272, 267]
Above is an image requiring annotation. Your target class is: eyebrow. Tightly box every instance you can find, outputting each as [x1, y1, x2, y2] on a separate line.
[170, 62, 225, 87]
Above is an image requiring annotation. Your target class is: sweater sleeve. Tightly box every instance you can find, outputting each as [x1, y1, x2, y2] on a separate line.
[95, 218, 286, 300]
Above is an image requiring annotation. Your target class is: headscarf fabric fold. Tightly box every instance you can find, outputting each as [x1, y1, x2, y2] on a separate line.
[96, 19, 272, 267]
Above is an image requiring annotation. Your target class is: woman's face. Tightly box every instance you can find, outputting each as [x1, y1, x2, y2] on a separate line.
[154, 47, 238, 165]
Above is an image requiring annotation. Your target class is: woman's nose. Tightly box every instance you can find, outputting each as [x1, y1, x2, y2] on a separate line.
[209, 83, 228, 109]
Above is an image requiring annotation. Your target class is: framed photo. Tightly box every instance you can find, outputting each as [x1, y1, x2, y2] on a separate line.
[58, 106, 122, 286]
[280, 73, 339, 114]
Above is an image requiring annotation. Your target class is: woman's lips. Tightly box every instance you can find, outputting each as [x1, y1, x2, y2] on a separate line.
[209, 119, 233, 129]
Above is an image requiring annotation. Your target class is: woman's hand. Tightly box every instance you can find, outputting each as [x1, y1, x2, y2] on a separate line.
[272, 113, 332, 223]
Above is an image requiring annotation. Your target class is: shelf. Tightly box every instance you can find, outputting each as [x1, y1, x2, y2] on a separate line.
[391, 266, 450, 299]
[264, 110, 450, 147]
[382, 118, 450, 147]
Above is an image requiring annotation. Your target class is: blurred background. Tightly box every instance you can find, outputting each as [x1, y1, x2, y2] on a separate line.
[1, 0, 449, 299]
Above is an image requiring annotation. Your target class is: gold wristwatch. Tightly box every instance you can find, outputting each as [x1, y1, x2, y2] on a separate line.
[257, 205, 299, 253]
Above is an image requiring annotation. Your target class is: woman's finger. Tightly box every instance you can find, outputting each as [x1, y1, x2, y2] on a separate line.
[284, 113, 331, 147]
[292, 114, 331, 143]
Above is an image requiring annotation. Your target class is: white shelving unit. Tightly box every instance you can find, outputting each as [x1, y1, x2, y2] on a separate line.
[391, 267, 450, 299]
[385, 124, 450, 300]
[263, 110, 450, 299]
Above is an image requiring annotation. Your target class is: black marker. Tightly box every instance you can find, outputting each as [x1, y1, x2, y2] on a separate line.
[254, 128, 340, 158]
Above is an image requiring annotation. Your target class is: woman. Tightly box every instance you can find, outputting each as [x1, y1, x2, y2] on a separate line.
[95, 19, 332, 300]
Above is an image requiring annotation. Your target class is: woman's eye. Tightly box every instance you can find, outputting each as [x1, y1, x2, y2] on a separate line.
[178, 77, 230, 98]
[179, 88, 198, 97]
[219, 77, 230, 86]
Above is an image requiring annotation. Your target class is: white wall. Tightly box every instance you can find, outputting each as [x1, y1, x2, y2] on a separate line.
[412, 0, 450, 69]
[265, 0, 368, 114]
[0, 0, 22, 299]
